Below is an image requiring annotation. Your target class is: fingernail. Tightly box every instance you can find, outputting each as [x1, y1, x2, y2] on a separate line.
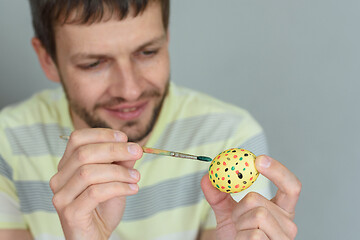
[114, 131, 125, 142]
[258, 155, 272, 168]
[129, 169, 139, 180]
[128, 143, 140, 155]
[129, 184, 138, 191]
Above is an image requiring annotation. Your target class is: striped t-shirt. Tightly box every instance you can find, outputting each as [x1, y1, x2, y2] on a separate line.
[0, 82, 272, 240]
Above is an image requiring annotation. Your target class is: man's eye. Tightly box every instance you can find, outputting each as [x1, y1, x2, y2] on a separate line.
[79, 60, 103, 70]
[141, 50, 158, 56]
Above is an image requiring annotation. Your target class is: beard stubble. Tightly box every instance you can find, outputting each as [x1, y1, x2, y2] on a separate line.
[61, 79, 169, 143]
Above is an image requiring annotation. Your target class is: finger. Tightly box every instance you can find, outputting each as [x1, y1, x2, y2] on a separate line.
[51, 164, 140, 208]
[236, 229, 269, 240]
[51, 142, 142, 191]
[235, 206, 288, 240]
[233, 192, 298, 238]
[201, 174, 237, 224]
[57, 182, 138, 218]
[59, 128, 128, 170]
[255, 155, 302, 214]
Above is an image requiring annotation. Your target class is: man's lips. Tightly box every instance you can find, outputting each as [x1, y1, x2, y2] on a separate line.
[102, 101, 148, 121]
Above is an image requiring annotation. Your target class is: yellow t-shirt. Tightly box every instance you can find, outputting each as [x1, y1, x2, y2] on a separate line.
[0, 82, 272, 240]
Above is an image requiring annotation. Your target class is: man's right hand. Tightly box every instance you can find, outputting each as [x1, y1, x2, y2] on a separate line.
[49, 128, 142, 240]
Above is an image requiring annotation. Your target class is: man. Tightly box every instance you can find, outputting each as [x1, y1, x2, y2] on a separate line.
[0, 0, 301, 239]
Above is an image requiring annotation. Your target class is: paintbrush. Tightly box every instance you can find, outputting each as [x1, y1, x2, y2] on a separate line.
[60, 135, 212, 162]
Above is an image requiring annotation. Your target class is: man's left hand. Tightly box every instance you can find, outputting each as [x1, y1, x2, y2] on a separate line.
[201, 155, 301, 240]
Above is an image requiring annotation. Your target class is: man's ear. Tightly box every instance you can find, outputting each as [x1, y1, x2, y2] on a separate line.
[31, 37, 61, 83]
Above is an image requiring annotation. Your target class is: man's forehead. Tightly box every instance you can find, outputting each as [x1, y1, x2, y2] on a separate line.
[69, 34, 167, 61]
[54, 3, 166, 58]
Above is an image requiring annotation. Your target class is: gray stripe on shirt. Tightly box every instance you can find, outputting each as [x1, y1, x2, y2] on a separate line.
[123, 170, 206, 221]
[15, 181, 56, 213]
[4, 123, 71, 157]
[0, 154, 13, 181]
[238, 132, 269, 156]
[141, 113, 244, 165]
[15, 171, 206, 219]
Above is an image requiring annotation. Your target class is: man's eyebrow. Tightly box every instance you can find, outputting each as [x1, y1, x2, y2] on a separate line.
[70, 34, 167, 62]
[136, 34, 167, 51]
[70, 53, 108, 62]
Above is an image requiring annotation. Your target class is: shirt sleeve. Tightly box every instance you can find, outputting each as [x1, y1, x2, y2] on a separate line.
[0, 153, 27, 229]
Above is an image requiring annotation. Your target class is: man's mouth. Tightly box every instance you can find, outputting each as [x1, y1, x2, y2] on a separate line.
[120, 107, 137, 113]
[102, 101, 148, 121]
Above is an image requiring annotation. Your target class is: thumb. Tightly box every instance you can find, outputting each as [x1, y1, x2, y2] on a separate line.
[201, 174, 237, 223]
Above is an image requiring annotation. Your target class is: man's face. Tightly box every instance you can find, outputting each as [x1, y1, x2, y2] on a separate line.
[53, 2, 170, 143]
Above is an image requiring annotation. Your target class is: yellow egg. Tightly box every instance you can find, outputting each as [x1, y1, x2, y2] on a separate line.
[208, 148, 259, 193]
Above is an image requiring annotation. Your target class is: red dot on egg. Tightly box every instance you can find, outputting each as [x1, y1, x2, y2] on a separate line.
[234, 155, 238, 158]
[241, 149, 245, 151]
[222, 177, 225, 180]
[217, 168, 220, 171]
[225, 154, 228, 156]
[236, 170, 239, 174]
[223, 162, 226, 166]
[250, 177, 253, 181]
[211, 170, 213, 174]
[245, 162, 249, 167]
[235, 184, 240, 188]
[221, 186, 225, 189]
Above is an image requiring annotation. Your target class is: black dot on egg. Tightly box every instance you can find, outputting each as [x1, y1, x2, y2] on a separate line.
[226, 190, 230, 192]
[225, 168, 228, 172]
[236, 162, 238, 165]
[244, 153, 248, 157]
[243, 181, 247, 184]
[217, 162, 220, 165]
[250, 172, 252, 175]
[227, 157, 230, 160]
[213, 180, 215, 183]
[238, 172, 243, 179]
[232, 150, 236, 152]
[228, 180, 231, 184]
[218, 178, 220, 180]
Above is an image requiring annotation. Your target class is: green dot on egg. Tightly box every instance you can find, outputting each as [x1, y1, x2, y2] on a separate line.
[231, 166, 235, 170]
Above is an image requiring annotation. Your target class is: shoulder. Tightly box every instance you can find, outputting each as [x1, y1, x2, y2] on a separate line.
[0, 87, 71, 158]
[0, 87, 65, 128]
[161, 83, 267, 156]
[168, 83, 262, 132]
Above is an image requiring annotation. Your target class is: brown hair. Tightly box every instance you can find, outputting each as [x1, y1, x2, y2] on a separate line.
[28, 0, 170, 62]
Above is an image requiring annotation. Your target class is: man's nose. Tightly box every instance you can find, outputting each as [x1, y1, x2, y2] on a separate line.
[108, 59, 143, 101]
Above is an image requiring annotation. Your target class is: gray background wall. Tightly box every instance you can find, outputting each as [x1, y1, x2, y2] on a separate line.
[1, 0, 359, 239]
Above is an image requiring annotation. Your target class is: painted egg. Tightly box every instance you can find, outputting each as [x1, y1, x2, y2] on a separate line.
[208, 148, 259, 193]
